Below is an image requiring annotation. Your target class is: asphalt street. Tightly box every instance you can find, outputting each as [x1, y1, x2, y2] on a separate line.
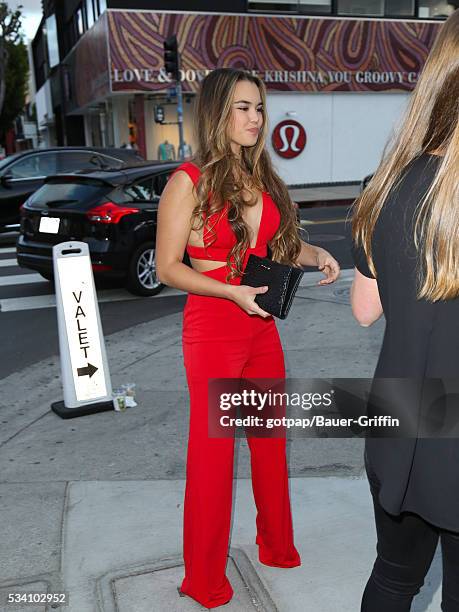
[0, 203, 353, 379]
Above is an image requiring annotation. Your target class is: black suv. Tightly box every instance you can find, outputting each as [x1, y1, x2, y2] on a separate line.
[17, 162, 179, 296]
[0, 147, 144, 232]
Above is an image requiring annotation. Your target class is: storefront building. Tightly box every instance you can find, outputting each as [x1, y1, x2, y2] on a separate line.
[32, 1, 455, 184]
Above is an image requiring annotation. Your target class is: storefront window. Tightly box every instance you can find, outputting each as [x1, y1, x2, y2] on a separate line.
[86, 0, 94, 29]
[418, 0, 456, 18]
[337, 0, 384, 15]
[45, 14, 59, 68]
[299, 0, 332, 13]
[385, 0, 415, 15]
[249, 0, 449, 15]
[99, 0, 107, 14]
[248, 0, 300, 12]
[76, 8, 84, 36]
[249, 0, 332, 11]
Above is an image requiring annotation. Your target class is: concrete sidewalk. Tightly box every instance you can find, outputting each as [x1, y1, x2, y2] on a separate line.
[0, 271, 443, 612]
[289, 184, 360, 204]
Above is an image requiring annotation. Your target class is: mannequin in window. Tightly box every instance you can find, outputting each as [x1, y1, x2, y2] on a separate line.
[158, 140, 176, 161]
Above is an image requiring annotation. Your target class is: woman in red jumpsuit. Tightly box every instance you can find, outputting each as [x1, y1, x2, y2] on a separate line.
[156, 68, 340, 609]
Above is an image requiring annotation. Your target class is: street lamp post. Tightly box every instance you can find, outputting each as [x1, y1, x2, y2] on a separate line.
[163, 35, 185, 160]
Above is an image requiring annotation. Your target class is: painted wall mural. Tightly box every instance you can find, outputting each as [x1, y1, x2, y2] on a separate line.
[108, 11, 441, 94]
[67, 13, 110, 112]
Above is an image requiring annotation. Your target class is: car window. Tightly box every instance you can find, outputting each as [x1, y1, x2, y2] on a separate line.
[152, 172, 172, 197]
[8, 154, 43, 178]
[57, 152, 124, 172]
[38, 153, 59, 176]
[56, 152, 106, 173]
[119, 150, 144, 162]
[0, 154, 20, 171]
[120, 177, 155, 202]
[29, 178, 110, 207]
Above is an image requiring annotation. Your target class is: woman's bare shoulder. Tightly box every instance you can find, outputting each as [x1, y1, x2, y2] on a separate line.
[162, 170, 197, 202]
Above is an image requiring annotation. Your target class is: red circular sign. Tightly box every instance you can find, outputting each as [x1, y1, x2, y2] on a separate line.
[271, 120, 307, 159]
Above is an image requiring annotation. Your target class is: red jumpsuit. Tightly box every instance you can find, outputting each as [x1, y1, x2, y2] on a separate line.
[176, 162, 301, 609]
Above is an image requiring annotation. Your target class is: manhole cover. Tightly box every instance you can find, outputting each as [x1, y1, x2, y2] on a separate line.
[97, 550, 277, 612]
[308, 234, 346, 242]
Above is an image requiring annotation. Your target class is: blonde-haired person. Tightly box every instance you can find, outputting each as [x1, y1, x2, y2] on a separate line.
[352, 10, 459, 611]
[156, 68, 339, 608]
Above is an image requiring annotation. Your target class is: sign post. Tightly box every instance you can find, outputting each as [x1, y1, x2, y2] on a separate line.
[51, 242, 113, 419]
[163, 34, 185, 159]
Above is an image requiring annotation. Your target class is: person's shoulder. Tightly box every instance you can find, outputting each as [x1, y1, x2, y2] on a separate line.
[164, 163, 201, 203]
[389, 152, 441, 197]
[407, 152, 443, 174]
[415, 151, 443, 163]
[172, 161, 201, 186]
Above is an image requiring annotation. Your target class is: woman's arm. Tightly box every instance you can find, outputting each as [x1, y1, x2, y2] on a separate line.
[296, 240, 340, 285]
[155, 171, 271, 317]
[350, 268, 383, 326]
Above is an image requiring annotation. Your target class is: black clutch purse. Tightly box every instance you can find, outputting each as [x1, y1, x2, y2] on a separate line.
[242, 254, 304, 319]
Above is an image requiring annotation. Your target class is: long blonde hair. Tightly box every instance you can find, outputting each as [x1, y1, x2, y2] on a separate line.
[352, 10, 459, 301]
[191, 68, 301, 280]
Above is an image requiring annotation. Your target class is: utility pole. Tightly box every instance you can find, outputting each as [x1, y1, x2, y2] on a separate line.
[163, 35, 185, 160]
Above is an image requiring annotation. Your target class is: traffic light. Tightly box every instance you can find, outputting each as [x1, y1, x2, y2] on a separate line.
[163, 35, 180, 81]
[154, 105, 165, 124]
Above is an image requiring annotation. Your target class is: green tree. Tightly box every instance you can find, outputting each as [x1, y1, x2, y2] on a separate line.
[0, 38, 28, 141]
[0, 3, 23, 109]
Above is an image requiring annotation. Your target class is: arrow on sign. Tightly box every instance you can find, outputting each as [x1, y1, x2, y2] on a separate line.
[77, 363, 98, 378]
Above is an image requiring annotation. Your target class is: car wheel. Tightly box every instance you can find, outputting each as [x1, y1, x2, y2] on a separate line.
[39, 270, 54, 282]
[126, 241, 164, 297]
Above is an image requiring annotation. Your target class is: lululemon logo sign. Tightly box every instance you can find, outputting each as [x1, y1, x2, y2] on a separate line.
[271, 120, 306, 159]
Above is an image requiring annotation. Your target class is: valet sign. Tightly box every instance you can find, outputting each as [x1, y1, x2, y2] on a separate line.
[53, 242, 112, 413]
[272, 120, 307, 159]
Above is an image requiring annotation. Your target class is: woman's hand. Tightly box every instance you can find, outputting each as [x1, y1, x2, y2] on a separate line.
[316, 247, 340, 285]
[229, 285, 271, 317]
[296, 241, 340, 284]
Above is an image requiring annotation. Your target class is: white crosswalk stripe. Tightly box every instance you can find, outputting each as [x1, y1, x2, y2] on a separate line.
[0, 286, 185, 312]
[0, 244, 185, 312]
[0, 273, 45, 286]
[0, 240, 188, 311]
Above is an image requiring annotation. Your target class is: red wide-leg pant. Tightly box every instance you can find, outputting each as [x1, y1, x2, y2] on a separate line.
[180, 266, 301, 609]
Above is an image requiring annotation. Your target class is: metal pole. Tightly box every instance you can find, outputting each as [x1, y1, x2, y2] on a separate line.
[176, 78, 185, 160]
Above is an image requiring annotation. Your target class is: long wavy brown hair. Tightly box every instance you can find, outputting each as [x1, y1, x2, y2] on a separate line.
[352, 9, 459, 301]
[190, 68, 301, 280]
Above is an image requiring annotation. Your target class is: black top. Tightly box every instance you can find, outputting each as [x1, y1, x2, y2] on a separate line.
[353, 152, 459, 532]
